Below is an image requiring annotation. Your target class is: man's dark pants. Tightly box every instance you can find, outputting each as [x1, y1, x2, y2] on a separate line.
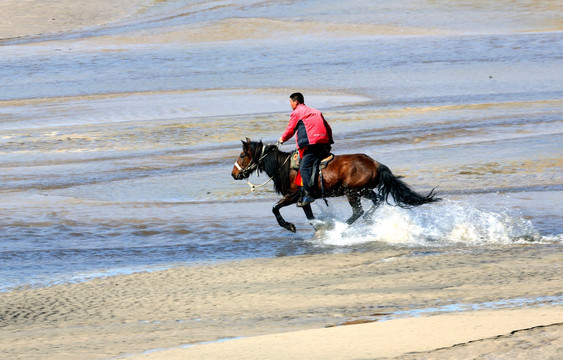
[299, 144, 331, 197]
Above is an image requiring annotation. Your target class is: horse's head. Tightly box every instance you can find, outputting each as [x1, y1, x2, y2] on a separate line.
[231, 138, 262, 180]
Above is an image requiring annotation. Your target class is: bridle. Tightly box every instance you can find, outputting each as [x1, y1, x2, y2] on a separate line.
[234, 143, 290, 191]
[234, 143, 267, 179]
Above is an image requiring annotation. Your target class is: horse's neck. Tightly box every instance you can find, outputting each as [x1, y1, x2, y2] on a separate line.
[262, 150, 288, 177]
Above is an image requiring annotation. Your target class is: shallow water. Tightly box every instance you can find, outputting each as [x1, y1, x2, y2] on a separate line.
[0, 0, 561, 291]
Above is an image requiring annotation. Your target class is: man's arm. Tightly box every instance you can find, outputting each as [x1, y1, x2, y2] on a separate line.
[279, 112, 299, 144]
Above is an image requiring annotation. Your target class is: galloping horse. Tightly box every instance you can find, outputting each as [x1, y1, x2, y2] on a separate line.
[231, 138, 440, 232]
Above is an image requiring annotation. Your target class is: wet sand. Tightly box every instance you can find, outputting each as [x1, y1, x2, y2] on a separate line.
[1, 247, 561, 359]
[0, 0, 149, 40]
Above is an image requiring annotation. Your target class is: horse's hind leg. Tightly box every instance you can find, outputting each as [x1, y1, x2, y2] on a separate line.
[346, 193, 364, 225]
[363, 190, 382, 221]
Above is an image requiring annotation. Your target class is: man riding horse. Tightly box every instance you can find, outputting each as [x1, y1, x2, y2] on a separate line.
[232, 94, 440, 233]
[278, 92, 333, 207]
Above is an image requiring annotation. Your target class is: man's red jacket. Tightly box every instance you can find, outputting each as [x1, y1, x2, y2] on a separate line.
[280, 103, 333, 149]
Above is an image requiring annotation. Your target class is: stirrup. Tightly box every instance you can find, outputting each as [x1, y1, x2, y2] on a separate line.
[297, 196, 315, 207]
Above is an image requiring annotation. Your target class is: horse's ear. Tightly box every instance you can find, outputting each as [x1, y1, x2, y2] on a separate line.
[242, 139, 249, 150]
[246, 137, 251, 143]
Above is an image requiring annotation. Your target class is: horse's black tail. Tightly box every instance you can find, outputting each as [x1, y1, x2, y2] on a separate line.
[377, 164, 441, 208]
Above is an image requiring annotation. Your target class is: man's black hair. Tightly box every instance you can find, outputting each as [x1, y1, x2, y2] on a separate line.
[290, 92, 304, 104]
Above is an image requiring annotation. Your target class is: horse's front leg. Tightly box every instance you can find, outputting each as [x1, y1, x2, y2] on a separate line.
[272, 192, 301, 233]
[302, 204, 315, 221]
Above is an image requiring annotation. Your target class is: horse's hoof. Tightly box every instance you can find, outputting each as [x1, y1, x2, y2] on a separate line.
[287, 223, 296, 233]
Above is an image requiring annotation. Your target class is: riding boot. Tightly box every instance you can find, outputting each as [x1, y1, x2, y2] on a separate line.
[297, 188, 315, 207]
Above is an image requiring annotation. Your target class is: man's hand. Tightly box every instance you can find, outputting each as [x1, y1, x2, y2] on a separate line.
[277, 137, 284, 145]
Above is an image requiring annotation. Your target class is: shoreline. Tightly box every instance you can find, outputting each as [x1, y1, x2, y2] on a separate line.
[1, 248, 561, 359]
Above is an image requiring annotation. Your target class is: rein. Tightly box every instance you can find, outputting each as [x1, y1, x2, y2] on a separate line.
[234, 144, 291, 192]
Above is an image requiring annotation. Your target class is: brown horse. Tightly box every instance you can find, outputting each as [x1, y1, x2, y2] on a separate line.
[231, 138, 440, 233]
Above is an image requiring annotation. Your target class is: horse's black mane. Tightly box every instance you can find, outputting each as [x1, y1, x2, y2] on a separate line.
[249, 140, 292, 195]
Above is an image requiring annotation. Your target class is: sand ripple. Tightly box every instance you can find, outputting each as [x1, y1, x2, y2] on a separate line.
[1, 247, 561, 359]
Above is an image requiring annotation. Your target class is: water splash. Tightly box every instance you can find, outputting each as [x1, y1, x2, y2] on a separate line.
[313, 200, 547, 247]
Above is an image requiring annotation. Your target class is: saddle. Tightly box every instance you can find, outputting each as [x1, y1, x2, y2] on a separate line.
[291, 149, 335, 188]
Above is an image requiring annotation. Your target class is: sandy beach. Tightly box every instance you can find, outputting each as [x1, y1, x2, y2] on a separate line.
[0, 0, 150, 40]
[1, 247, 561, 359]
[136, 308, 563, 360]
[1, 0, 562, 359]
